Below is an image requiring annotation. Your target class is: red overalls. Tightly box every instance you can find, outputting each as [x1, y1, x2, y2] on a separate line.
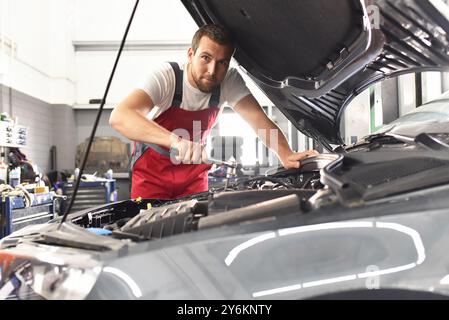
[131, 62, 221, 199]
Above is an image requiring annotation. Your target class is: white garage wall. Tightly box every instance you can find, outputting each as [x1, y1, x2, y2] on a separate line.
[75, 49, 190, 108]
[0, 0, 76, 104]
[1, 0, 199, 106]
[0, 0, 77, 172]
[73, 0, 197, 42]
[72, 0, 199, 108]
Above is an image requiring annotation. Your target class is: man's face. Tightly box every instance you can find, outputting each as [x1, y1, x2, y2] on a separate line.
[187, 36, 233, 93]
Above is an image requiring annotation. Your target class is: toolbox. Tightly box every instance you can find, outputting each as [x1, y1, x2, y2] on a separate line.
[0, 192, 55, 239]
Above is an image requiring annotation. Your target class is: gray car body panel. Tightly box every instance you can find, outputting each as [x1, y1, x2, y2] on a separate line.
[86, 185, 449, 299]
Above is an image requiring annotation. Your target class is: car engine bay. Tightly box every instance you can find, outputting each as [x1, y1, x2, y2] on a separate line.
[2, 135, 449, 254]
[58, 135, 449, 246]
[63, 154, 336, 242]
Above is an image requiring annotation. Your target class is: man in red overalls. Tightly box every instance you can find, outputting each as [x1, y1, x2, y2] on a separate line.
[110, 25, 318, 200]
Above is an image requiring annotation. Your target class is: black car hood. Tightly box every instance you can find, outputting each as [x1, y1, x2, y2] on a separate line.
[181, 0, 449, 148]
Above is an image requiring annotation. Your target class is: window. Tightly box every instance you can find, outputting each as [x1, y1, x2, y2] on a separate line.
[218, 112, 257, 165]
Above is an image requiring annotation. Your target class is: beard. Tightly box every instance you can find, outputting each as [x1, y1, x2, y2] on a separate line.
[190, 65, 218, 93]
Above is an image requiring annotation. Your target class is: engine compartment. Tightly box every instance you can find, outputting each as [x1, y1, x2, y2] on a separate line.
[6, 144, 449, 253]
[67, 155, 334, 242]
[64, 144, 449, 243]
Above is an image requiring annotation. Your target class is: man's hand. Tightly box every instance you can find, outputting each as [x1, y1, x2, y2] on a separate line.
[169, 136, 208, 165]
[280, 150, 319, 170]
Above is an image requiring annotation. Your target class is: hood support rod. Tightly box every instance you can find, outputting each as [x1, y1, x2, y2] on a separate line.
[59, 0, 140, 227]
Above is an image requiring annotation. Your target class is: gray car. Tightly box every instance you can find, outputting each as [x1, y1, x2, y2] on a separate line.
[1, 0, 449, 300]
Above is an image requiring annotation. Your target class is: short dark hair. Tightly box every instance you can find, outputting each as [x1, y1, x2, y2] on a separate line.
[191, 24, 235, 53]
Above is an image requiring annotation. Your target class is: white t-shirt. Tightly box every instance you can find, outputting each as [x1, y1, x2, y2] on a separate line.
[138, 62, 251, 126]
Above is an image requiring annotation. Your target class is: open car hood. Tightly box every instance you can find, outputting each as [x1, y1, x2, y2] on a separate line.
[181, 0, 449, 148]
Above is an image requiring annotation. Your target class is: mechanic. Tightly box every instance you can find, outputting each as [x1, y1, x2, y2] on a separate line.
[110, 24, 318, 199]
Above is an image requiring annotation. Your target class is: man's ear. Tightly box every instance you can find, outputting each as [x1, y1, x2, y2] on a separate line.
[187, 47, 194, 63]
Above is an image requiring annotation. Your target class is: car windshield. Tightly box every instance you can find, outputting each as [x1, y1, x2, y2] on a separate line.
[377, 94, 449, 134]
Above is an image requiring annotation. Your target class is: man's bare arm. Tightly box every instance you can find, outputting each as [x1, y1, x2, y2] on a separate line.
[109, 89, 175, 148]
[234, 94, 318, 169]
[110, 89, 206, 163]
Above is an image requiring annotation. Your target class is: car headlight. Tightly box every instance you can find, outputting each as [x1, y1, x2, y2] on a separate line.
[0, 245, 102, 300]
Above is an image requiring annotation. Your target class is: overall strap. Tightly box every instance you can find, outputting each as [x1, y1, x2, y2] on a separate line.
[168, 61, 221, 109]
[168, 62, 183, 108]
[131, 141, 170, 169]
